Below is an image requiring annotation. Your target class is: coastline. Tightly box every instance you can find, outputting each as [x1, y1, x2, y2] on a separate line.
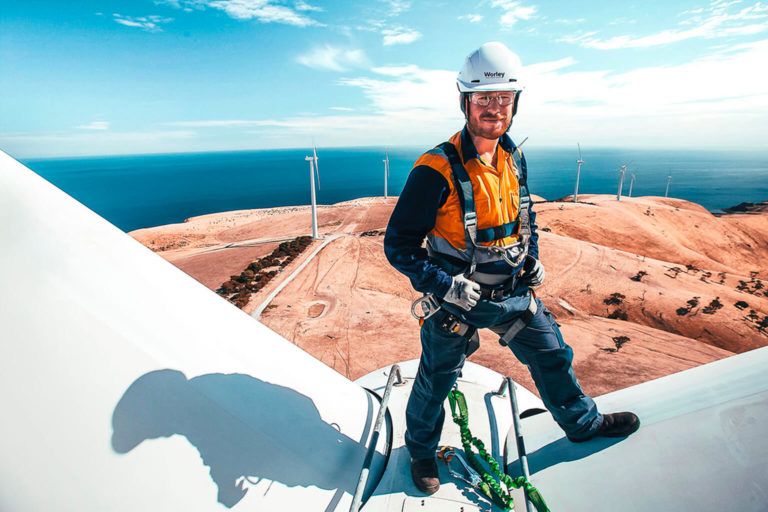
[717, 200, 768, 215]
[25, 146, 768, 232]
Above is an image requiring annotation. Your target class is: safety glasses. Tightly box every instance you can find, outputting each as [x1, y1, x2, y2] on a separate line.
[469, 93, 516, 107]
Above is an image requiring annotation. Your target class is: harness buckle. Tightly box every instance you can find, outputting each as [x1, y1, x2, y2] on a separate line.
[429, 311, 474, 340]
[440, 314, 465, 335]
[489, 244, 526, 268]
[488, 288, 505, 301]
[410, 293, 442, 321]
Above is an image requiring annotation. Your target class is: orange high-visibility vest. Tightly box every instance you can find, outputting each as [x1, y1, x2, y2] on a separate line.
[413, 131, 531, 272]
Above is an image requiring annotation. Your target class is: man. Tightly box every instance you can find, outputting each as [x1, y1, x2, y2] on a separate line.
[384, 42, 640, 495]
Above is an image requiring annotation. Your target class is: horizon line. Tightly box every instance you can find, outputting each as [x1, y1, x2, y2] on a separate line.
[12, 143, 768, 161]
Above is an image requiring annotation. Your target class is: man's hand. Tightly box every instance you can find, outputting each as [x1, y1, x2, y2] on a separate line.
[523, 255, 546, 287]
[442, 275, 481, 311]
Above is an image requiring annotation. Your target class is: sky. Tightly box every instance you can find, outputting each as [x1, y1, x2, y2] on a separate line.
[1, 0, 767, 157]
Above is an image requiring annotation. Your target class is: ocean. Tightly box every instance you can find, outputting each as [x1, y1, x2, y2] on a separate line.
[22, 147, 768, 232]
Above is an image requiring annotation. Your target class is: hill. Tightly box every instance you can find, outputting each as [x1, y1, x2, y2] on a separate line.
[131, 195, 767, 396]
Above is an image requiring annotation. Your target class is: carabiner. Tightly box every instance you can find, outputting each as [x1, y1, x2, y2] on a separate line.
[411, 293, 442, 321]
[437, 446, 482, 488]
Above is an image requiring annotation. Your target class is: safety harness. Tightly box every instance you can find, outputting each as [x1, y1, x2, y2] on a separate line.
[410, 137, 538, 348]
[435, 140, 533, 276]
[445, 388, 550, 512]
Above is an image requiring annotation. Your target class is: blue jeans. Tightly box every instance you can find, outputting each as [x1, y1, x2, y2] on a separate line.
[405, 290, 602, 460]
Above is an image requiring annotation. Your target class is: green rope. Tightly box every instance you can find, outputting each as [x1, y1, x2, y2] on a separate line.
[448, 389, 551, 512]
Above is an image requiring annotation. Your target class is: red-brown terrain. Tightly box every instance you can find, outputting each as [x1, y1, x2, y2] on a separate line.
[131, 195, 768, 397]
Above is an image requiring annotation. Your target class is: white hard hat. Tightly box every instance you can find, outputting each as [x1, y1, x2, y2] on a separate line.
[457, 42, 522, 93]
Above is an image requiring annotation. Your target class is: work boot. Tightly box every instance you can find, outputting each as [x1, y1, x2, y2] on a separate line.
[568, 412, 640, 442]
[410, 457, 440, 495]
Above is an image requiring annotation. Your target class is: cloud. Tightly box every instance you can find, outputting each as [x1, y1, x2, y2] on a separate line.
[156, 64, 461, 147]
[362, 19, 420, 46]
[240, 111, 459, 148]
[77, 121, 110, 130]
[294, 0, 321, 12]
[371, 65, 420, 76]
[680, 7, 706, 16]
[207, 0, 319, 25]
[458, 14, 484, 23]
[154, 0, 207, 12]
[490, 0, 537, 26]
[164, 120, 262, 127]
[608, 17, 637, 26]
[560, 0, 768, 49]
[1, 130, 197, 158]
[112, 14, 174, 32]
[162, 62, 456, 131]
[516, 38, 768, 147]
[382, 0, 411, 17]
[132, 37, 768, 153]
[381, 27, 422, 45]
[337, 66, 457, 115]
[186, 38, 767, 150]
[524, 56, 576, 74]
[160, 0, 321, 26]
[296, 45, 368, 71]
[553, 17, 585, 25]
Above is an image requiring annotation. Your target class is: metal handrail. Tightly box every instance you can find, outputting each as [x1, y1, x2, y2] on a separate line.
[349, 364, 403, 512]
[494, 377, 509, 397]
[506, 376, 534, 512]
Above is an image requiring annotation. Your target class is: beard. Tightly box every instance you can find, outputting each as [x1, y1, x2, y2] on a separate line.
[466, 112, 512, 140]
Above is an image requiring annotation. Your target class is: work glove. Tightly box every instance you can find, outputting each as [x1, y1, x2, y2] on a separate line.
[523, 255, 546, 287]
[442, 275, 481, 311]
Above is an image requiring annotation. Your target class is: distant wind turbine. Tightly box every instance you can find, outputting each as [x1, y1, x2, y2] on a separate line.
[628, 171, 636, 198]
[573, 143, 584, 203]
[616, 164, 627, 201]
[313, 144, 321, 190]
[665, 173, 672, 198]
[304, 145, 321, 240]
[383, 150, 390, 199]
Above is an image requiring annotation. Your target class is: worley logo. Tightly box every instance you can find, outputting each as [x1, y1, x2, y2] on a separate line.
[484, 71, 505, 78]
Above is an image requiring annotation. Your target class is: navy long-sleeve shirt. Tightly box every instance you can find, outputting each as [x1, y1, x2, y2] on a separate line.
[384, 133, 539, 297]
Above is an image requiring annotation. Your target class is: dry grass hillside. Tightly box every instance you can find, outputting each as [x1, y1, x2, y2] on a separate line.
[131, 195, 767, 397]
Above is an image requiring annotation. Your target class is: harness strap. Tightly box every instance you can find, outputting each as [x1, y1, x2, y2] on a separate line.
[478, 277, 519, 301]
[499, 294, 538, 346]
[439, 141, 478, 275]
[511, 146, 531, 265]
[476, 220, 519, 243]
[435, 140, 532, 271]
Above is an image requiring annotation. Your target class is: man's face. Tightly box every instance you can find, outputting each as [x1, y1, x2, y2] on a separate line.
[465, 92, 514, 140]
